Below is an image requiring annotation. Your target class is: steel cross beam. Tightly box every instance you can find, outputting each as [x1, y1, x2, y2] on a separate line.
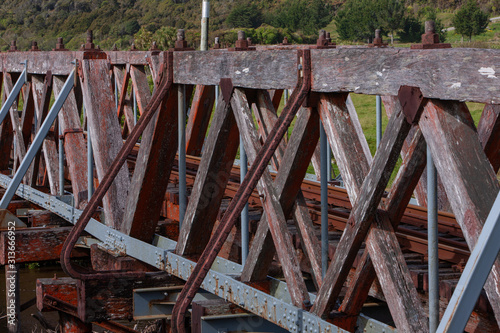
[0, 174, 395, 333]
[438, 191, 500, 332]
[0, 63, 27, 125]
[0, 68, 75, 210]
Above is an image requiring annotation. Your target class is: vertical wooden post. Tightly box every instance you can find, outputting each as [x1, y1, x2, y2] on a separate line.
[31, 74, 59, 195]
[80, 58, 130, 230]
[123, 76, 179, 242]
[53, 76, 88, 208]
[185, 85, 215, 156]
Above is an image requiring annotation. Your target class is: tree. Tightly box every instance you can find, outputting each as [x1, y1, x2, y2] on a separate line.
[380, 0, 405, 43]
[335, 0, 385, 42]
[399, 15, 423, 43]
[269, 0, 333, 35]
[453, 0, 489, 41]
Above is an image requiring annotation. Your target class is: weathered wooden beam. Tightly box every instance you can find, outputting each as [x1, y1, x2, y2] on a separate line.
[231, 88, 309, 307]
[31, 74, 59, 194]
[176, 95, 240, 255]
[77, 273, 173, 322]
[123, 81, 178, 242]
[80, 58, 130, 230]
[312, 94, 427, 332]
[419, 99, 500, 326]
[0, 49, 499, 102]
[0, 71, 13, 171]
[129, 65, 152, 115]
[53, 76, 88, 208]
[37, 277, 78, 312]
[0, 227, 87, 264]
[383, 96, 451, 211]
[478, 104, 500, 172]
[185, 85, 215, 156]
[270, 89, 283, 111]
[250, 91, 286, 170]
[241, 90, 322, 286]
[28, 209, 68, 227]
[113, 66, 135, 135]
[20, 84, 34, 153]
[90, 244, 154, 272]
[172, 48, 500, 103]
[3, 72, 32, 182]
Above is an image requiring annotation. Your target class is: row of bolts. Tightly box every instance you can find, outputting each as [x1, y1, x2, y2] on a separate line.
[6, 20, 441, 53]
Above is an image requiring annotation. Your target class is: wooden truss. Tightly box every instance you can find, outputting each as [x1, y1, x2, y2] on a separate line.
[0, 46, 498, 333]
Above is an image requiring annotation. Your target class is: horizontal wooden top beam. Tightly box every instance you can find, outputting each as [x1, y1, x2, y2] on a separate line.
[1, 48, 499, 103]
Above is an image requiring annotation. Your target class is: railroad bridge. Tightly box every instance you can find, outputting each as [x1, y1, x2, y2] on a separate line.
[0, 27, 499, 333]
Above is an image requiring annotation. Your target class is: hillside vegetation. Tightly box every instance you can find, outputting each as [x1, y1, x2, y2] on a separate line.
[0, 0, 498, 51]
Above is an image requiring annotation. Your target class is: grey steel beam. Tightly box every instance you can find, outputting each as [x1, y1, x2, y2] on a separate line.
[0, 64, 27, 125]
[0, 173, 394, 333]
[437, 192, 500, 333]
[0, 69, 75, 209]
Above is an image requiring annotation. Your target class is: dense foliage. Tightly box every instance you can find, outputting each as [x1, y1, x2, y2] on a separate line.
[453, 0, 489, 40]
[0, 0, 493, 50]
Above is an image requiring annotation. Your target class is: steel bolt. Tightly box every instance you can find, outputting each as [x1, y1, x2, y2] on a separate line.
[238, 30, 245, 40]
[425, 20, 436, 34]
[177, 29, 185, 41]
[375, 29, 381, 39]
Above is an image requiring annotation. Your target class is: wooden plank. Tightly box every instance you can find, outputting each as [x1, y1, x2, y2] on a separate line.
[175, 95, 240, 255]
[419, 99, 500, 326]
[173, 50, 298, 89]
[3, 72, 32, 182]
[37, 277, 77, 312]
[80, 59, 130, 230]
[113, 66, 135, 135]
[185, 85, 215, 156]
[31, 74, 59, 195]
[20, 84, 34, 153]
[0, 227, 87, 264]
[0, 72, 13, 171]
[318, 93, 371, 202]
[383, 95, 451, 211]
[270, 89, 283, 111]
[478, 104, 500, 172]
[311, 48, 500, 103]
[241, 90, 322, 287]
[231, 88, 309, 307]
[53, 76, 88, 208]
[130, 65, 152, 115]
[123, 79, 178, 242]
[172, 48, 500, 103]
[312, 94, 427, 332]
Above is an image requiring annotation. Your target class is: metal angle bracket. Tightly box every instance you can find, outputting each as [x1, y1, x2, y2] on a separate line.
[398, 85, 427, 125]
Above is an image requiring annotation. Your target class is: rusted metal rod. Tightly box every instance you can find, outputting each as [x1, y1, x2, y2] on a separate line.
[171, 49, 312, 333]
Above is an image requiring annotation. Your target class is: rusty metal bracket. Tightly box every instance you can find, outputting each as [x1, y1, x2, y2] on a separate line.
[229, 31, 256, 51]
[60, 51, 175, 281]
[411, 20, 451, 50]
[219, 78, 234, 104]
[398, 86, 427, 124]
[171, 49, 312, 333]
